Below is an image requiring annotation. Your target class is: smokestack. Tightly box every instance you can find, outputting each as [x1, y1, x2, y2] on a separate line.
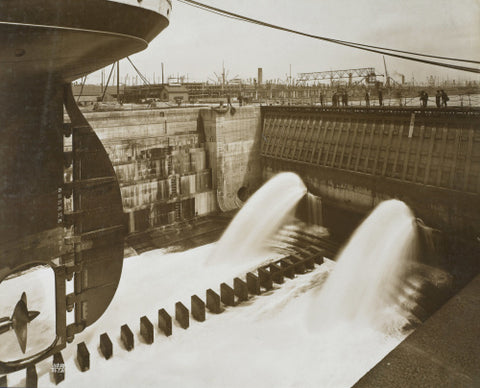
[258, 68, 263, 85]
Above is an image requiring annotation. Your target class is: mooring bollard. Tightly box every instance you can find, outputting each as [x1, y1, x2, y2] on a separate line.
[206, 289, 222, 314]
[280, 259, 295, 279]
[100, 333, 113, 359]
[77, 342, 90, 372]
[52, 352, 65, 384]
[26, 365, 37, 388]
[121, 324, 134, 351]
[269, 263, 284, 284]
[246, 272, 261, 295]
[158, 309, 172, 336]
[258, 267, 273, 290]
[175, 302, 189, 329]
[191, 295, 206, 322]
[233, 277, 248, 302]
[220, 282, 235, 306]
[140, 316, 154, 344]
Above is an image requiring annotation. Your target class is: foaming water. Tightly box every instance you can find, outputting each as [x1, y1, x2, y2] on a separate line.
[308, 199, 418, 334]
[3, 196, 422, 387]
[208, 172, 307, 268]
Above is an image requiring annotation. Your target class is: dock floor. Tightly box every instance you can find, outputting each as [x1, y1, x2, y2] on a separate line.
[354, 273, 480, 387]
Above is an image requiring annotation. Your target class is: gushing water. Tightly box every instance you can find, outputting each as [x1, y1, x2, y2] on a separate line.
[308, 199, 418, 333]
[208, 172, 307, 268]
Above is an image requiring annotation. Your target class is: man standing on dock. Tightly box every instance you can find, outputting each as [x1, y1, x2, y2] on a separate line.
[332, 91, 338, 107]
[378, 89, 383, 106]
[441, 90, 449, 107]
[435, 90, 442, 108]
[420, 91, 429, 107]
[365, 91, 370, 106]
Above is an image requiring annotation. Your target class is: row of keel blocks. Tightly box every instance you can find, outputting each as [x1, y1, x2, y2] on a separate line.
[12, 252, 325, 387]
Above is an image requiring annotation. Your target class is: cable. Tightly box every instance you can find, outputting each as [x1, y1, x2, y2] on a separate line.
[127, 57, 151, 85]
[101, 63, 115, 102]
[76, 76, 87, 103]
[176, 0, 480, 73]
[177, 0, 245, 22]
[327, 38, 480, 65]
[178, 0, 480, 64]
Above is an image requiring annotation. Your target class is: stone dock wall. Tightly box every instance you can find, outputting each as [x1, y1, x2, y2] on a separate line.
[83, 106, 263, 234]
[261, 106, 480, 241]
[83, 104, 479, 243]
[201, 106, 263, 211]
[84, 108, 216, 233]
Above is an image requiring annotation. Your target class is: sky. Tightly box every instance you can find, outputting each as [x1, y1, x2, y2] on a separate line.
[89, 0, 480, 85]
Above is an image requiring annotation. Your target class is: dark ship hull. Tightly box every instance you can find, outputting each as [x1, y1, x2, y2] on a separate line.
[0, 0, 170, 82]
[0, 0, 171, 373]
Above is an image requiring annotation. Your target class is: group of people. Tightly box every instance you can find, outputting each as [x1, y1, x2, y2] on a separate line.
[436, 90, 449, 107]
[317, 89, 451, 108]
[320, 90, 385, 107]
[419, 90, 449, 108]
[330, 91, 349, 107]
[322, 89, 384, 107]
[365, 90, 383, 106]
[319, 91, 347, 107]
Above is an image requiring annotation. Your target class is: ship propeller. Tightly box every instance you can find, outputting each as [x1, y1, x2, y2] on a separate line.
[0, 292, 40, 353]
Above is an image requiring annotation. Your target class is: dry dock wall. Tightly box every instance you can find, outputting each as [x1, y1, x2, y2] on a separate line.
[84, 108, 217, 233]
[261, 106, 480, 242]
[201, 106, 263, 211]
[83, 106, 263, 234]
[79, 105, 478, 247]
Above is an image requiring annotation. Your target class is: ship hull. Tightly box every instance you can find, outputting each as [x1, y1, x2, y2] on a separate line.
[0, 0, 171, 371]
[0, 0, 171, 275]
[0, 0, 170, 82]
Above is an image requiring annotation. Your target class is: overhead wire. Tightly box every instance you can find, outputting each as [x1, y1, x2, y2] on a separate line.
[76, 76, 87, 103]
[176, 0, 480, 73]
[101, 63, 115, 102]
[177, 0, 245, 22]
[127, 57, 151, 85]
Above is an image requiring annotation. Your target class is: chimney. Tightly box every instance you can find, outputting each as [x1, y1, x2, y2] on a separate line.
[258, 68, 263, 85]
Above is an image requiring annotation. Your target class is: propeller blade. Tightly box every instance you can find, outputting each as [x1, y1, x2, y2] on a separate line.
[11, 295, 29, 353]
[28, 311, 40, 322]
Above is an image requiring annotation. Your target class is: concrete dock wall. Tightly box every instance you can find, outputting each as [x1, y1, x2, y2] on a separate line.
[77, 104, 479, 244]
[261, 106, 480, 241]
[83, 108, 217, 233]
[84, 108, 201, 141]
[78, 106, 264, 235]
[201, 106, 263, 211]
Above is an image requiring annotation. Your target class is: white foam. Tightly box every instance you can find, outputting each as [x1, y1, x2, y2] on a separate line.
[1, 198, 418, 387]
[208, 172, 307, 272]
[307, 199, 418, 333]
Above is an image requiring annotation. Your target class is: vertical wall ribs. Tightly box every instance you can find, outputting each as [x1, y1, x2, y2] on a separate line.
[261, 108, 480, 194]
